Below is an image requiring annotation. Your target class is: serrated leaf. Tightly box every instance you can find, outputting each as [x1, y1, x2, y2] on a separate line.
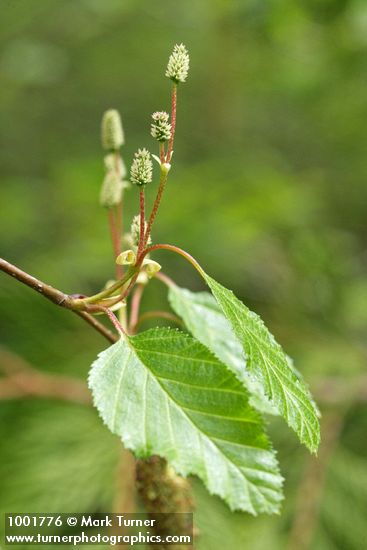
[89, 328, 283, 515]
[169, 285, 278, 415]
[202, 274, 320, 453]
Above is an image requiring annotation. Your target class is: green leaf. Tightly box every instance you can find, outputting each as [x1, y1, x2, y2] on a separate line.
[169, 286, 277, 415]
[202, 274, 320, 453]
[89, 328, 283, 515]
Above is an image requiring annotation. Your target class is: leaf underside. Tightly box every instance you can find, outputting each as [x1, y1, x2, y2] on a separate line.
[169, 286, 278, 415]
[89, 328, 283, 515]
[202, 274, 320, 453]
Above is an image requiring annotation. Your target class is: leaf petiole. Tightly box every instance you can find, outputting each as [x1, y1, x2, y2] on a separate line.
[140, 243, 206, 279]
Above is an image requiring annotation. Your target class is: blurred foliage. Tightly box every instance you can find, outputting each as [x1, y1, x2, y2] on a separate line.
[0, 0, 366, 548]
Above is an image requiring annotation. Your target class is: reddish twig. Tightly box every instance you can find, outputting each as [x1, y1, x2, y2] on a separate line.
[166, 84, 177, 162]
[137, 188, 146, 258]
[142, 172, 169, 251]
[86, 305, 125, 335]
[159, 142, 165, 163]
[141, 85, 177, 250]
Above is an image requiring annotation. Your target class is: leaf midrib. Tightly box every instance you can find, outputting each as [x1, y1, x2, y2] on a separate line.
[220, 291, 317, 415]
[150, 370, 276, 511]
[129, 341, 278, 512]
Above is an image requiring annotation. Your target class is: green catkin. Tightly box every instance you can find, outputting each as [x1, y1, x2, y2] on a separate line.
[165, 44, 190, 83]
[130, 148, 153, 186]
[101, 109, 124, 151]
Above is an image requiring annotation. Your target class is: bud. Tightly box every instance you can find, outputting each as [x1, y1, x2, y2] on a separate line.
[143, 259, 162, 279]
[161, 162, 171, 175]
[116, 249, 136, 265]
[165, 44, 190, 84]
[101, 109, 124, 151]
[136, 271, 149, 285]
[130, 148, 153, 186]
[151, 111, 172, 142]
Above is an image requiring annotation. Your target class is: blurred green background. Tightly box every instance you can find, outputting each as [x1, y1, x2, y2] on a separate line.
[1, 1, 366, 549]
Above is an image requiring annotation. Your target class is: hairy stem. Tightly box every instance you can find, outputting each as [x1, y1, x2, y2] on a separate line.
[141, 86, 177, 250]
[137, 188, 146, 258]
[166, 84, 177, 162]
[142, 171, 169, 251]
[159, 142, 165, 163]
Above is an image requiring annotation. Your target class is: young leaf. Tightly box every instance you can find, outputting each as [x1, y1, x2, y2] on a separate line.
[89, 328, 283, 515]
[169, 286, 277, 415]
[202, 275, 320, 453]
